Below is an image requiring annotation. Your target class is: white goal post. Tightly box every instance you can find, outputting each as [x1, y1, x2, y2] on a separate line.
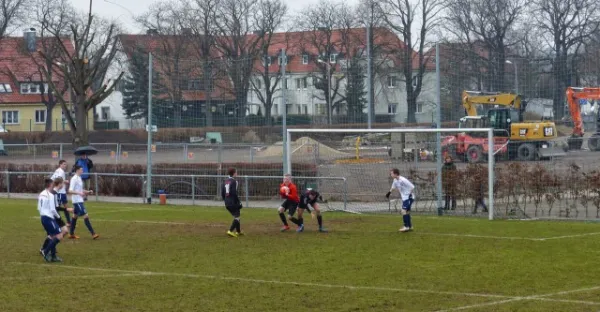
[286, 128, 495, 220]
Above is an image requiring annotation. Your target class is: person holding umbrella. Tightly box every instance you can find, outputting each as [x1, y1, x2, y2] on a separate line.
[72, 146, 97, 191]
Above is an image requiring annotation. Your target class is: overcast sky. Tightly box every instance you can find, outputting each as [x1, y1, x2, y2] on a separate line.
[70, 0, 359, 33]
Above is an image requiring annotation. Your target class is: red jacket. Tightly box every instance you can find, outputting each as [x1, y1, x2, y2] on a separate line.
[280, 183, 299, 203]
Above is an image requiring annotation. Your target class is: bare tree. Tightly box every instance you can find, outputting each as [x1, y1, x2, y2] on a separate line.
[249, 0, 287, 126]
[382, 0, 444, 123]
[445, 0, 526, 94]
[0, 0, 28, 41]
[532, 0, 600, 120]
[136, 1, 194, 128]
[26, 0, 74, 131]
[182, 0, 220, 127]
[212, 0, 263, 123]
[38, 0, 123, 146]
[295, 0, 357, 124]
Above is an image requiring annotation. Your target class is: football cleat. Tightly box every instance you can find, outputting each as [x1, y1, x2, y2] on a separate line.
[227, 231, 238, 238]
[236, 231, 245, 236]
[280, 225, 290, 232]
[296, 224, 304, 233]
[318, 227, 328, 233]
[68, 235, 80, 239]
[92, 234, 100, 240]
[51, 255, 63, 263]
[399, 227, 411, 232]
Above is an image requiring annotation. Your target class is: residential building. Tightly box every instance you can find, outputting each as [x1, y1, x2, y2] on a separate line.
[0, 29, 92, 132]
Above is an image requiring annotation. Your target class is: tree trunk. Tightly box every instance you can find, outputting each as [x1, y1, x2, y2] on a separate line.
[204, 62, 213, 127]
[407, 94, 417, 124]
[265, 92, 272, 126]
[73, 99, 89, 147]
[45, 105, 54, 131]
[553, 52, 567, 120]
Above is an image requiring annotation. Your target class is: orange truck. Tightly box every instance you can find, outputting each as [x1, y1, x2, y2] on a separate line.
[565, 87, 600, 151]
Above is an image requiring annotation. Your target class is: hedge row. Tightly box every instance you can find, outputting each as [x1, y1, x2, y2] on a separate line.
[0, 162, 317, 198]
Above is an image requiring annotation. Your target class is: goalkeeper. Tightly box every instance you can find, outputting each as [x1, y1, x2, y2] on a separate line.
[386, 168, 415, 232]
[278, 174, 300, 232]
[296, 189, 328, 233]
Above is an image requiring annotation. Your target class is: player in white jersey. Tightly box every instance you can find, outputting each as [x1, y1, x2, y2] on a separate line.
[51, 160, 71, 225]
[39, 178, 64, 262]
[68, 165, 98, 239]
[386, 168, 415, 232]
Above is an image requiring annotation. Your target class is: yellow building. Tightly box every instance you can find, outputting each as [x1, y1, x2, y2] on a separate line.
[0, 34, 95, 132]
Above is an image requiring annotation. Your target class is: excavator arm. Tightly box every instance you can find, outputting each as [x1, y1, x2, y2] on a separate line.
[462, 90, 524, 117]
[566, 87, 600, 137]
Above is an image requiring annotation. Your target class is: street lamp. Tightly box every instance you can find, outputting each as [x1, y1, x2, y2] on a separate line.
[317, 58, 332, 125]
[506, 60, 518, 95]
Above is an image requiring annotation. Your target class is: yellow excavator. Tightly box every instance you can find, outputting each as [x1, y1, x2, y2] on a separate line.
[458, 91, 565, 161]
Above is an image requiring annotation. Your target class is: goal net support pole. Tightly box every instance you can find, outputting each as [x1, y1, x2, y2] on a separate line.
[286, 128, 495, 220]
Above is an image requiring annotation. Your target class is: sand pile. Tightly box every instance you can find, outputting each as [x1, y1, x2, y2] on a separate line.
[258, 136, 348, 157]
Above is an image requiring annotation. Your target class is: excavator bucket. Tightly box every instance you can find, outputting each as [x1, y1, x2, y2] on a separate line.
[538, 141, 567, 158]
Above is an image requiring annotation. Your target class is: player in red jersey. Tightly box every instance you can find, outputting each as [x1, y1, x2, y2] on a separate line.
[278, 174, 301, 232]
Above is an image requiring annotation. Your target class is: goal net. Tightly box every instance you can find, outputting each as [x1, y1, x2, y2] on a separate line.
[285, 128, 497, 219]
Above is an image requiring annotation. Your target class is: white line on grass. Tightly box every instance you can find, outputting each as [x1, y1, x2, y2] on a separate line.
[92, 218, 190, 225]
[1, 273, 148, 281]
[10, 262, 514, 299]
[436, 285, 600, 311]
[537, 232, 600, 241]
[417, 232, 540, 241]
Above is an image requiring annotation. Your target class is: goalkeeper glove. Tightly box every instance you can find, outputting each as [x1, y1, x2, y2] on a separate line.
[318, 195, 323, 202]
[385, 192, 391, 199]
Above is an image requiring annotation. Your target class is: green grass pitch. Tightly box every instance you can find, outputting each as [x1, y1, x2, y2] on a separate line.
[2, 199, 600, 312]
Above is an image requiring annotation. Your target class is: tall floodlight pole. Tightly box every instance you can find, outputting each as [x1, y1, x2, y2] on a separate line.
[281, 48, 289, 174]
[366, 0, 373, 129]
[435, 43, 443, 215]
[146, 53, 153, 204]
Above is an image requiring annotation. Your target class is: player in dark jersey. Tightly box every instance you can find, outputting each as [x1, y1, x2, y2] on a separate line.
[278, 174, 301, 232]
[296, 189, 328, 233]
[221, 167, 243, 237]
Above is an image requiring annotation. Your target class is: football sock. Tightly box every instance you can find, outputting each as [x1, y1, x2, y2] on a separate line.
[235, 219, 241, 233]
[279, 213, 288, 226]
[51, 238, 60, 256]
[403, 215, 409, 227]
[229, 219, 237, 232]
[84, 218, 95, 235]
[407, 215, 412, 228]
[297, 217, 304, 226]
[63, 210, 72, 224]
[43, 237, 59, 255]
[70, 218, 78, 235]
[317, 215, 323, 227]
[289, 217, 300, 226]
[41, 237, 50, 250]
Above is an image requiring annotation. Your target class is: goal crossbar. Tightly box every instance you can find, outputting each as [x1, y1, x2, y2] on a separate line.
[285, 128, 495, 220]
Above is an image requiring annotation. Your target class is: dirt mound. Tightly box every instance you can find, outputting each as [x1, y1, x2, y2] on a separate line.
[258, 136, 347, 158]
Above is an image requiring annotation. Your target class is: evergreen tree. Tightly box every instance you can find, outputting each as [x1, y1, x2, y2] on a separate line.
[345, 58, 367, 121]
[121, 48, 165, 120]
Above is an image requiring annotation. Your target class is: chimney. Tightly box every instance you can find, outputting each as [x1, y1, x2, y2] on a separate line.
[146, 29, 158, 35]
[23, 28, 36, 53]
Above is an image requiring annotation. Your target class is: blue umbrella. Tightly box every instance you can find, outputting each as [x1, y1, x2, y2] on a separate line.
[74, 146, 98, 156]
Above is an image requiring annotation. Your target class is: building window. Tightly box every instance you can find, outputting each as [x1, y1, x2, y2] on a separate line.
[0, 83, 12, 93]
[412, 75, 419, 88]
[255, 78, 262, 89]
[262, 56, 272, 67]
[35, 109, 46, 124]
[282, 78, 288, 90]
[315, 104, 326, 115]
[416, 101, 424, 113]
[387, 76, 397, 88]
[330, 53, 338, 63]
[2, 111, 19, 124]
[273, 105, 278, 115]
[297, 105, 301, 114]
[20, 82, 48, 94]
[388, 103, 397, 115]
[302, 54, 309, 65]
[295, 77, 307, 89]
[101, 107, 111, 120]
[303, 105, 308, 115]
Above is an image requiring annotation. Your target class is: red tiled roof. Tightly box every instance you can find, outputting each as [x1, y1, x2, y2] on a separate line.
[0, 36, 74, 104]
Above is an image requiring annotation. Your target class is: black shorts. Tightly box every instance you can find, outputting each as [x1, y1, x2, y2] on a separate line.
[298, 202, 312, 212]
[225, 205, 241, 218]
[281, 199, 298, 216]
[56, 218, 66, 228]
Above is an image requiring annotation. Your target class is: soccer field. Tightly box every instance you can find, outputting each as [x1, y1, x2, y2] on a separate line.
[2, 199, 600, 312]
